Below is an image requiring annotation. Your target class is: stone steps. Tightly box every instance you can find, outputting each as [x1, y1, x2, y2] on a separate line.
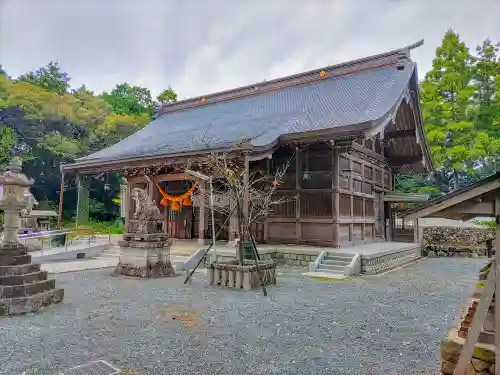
[0, 254, 32, 266]
[0, 278, 56, 298]
[0, 288, 64, 315]
[0, 263, 41, 276]
[0, 270, 48, 285]
[315, 253, 354, 276]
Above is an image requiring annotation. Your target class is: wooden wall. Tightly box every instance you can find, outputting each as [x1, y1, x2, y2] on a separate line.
[265, 140, 392, 247]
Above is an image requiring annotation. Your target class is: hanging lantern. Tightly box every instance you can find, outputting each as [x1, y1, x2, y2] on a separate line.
[171, 201, 181, 211]
[160, 197, 169, 206]
[398, 202, 405, 210]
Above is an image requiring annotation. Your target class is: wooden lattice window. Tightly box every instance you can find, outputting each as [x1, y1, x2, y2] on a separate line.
[300, 192, 332, 217]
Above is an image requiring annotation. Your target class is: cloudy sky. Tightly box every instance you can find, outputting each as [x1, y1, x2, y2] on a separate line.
[1, 0, 499, 100]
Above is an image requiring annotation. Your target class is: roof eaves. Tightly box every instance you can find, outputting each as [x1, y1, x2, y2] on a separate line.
[401, 170, 500, 218]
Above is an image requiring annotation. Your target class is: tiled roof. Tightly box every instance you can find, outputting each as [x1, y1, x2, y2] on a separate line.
[77, 48, 419, 164]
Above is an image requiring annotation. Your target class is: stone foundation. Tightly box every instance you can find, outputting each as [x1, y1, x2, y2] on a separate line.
[207, 260, 277, 290]
[361, 246, 420, 274]
[113, 233, 176, 279]
[0, 244, 64, 315]
[423, 226, 492, 257]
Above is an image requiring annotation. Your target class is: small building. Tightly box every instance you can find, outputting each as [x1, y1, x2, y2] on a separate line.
[61, 40, 433, 247]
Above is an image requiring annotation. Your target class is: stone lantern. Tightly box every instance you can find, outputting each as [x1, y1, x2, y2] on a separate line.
[0, 156, 64, 316]
[0, 156, 34, 246]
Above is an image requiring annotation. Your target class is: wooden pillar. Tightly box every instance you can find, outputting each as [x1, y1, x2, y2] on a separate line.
[380, 142, 386, 241]
[332, 146, 340, 247]
[295, 149, 301, 244]
[263, 158, 271, 243]
[486, 239, 493, 259]
[361, 162, 366, 241]
[239, 152, 250, 242]
[124, 179, 132, 232]
[387, 203, 394, 242]
[387, 169, 394, 242]
[348, 159, 354, 243]
[198, 181, 206, 244]
[494, 190, 500, 369]
[57, 172, 65, 228]
[243, 153, 250, 221]
[76, 174, 90, 227]
[413, 218, 419, 243]
[147, 176, 154, 203]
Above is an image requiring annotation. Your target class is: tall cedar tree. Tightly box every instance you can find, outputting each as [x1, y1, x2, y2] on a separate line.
[472, 39, 500, 170]
[420, 29, 492, 189]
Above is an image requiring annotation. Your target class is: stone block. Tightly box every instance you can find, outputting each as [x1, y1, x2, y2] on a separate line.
[0, 270, 47, 285]
[0, 263, 40, 276]
[0, 254, 31, 266]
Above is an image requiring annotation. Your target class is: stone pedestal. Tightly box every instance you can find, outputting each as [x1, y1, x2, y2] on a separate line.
[440, 261, 496, 374]
[207, 260, 277, 290]
[114, 233, 176, 278]
[0, 243, 64, 315]
[0, 156, 64, 316]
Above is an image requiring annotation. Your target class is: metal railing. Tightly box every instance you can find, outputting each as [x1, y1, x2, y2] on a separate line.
[17, 227, 102, 255]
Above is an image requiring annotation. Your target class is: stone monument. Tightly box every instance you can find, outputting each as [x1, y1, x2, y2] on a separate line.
[0, 156, 64, 315]
[114, 187, 176, 278]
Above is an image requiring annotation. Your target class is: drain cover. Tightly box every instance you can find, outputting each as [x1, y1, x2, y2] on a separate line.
[62, 360, 121, 375]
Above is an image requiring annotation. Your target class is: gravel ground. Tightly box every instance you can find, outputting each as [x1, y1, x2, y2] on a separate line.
[0, 257, 486, 375]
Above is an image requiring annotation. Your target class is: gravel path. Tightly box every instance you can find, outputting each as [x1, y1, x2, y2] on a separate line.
[0, 257, 486, 375]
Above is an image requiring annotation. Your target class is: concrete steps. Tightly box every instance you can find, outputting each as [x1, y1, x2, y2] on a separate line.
[314, 252, 354, 278]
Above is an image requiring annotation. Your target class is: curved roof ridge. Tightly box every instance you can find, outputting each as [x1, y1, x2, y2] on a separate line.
[157, 39, 424, 117]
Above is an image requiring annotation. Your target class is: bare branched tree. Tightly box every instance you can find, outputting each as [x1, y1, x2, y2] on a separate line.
[189, 137, 295, 264]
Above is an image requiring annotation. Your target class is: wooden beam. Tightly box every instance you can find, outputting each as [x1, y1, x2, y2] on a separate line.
[389, 155, 422, 167]
[439, 201, 495, 217]
[405, 180, 500, 220]
[384, 128, 416, 139]
[350, 142, 387, 164]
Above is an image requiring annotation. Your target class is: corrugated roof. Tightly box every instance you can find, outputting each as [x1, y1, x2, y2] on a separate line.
[77, 61, 416, 164]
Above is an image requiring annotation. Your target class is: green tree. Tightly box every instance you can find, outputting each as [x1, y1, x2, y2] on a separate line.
[421, 29, 490, 189]
[102, 83, 156, 117]
[157, 86, 177, 104]
[17, 61, 70, 95]
[472, 39, 500, 166]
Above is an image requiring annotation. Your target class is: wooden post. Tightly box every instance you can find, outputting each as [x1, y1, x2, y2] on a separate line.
[296, 149, 301, 244]
[361, 162, 366, 241]
[348, 159, 354, 242]
[57, 172, 65, 228]
[124, 179, 131, 232]
[332, 146, 340, 247]
[243, 152, 250, 240]
[495, 192, 500, 372]
[453, 189, 500, 375]
[147, 176, 154, 203]
[198, 181, 206, 244]
[263, 158, 271, 243]
[380, 138, 386, 241]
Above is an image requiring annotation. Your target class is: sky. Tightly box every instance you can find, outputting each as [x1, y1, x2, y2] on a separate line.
[0, 0, 499, 100]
